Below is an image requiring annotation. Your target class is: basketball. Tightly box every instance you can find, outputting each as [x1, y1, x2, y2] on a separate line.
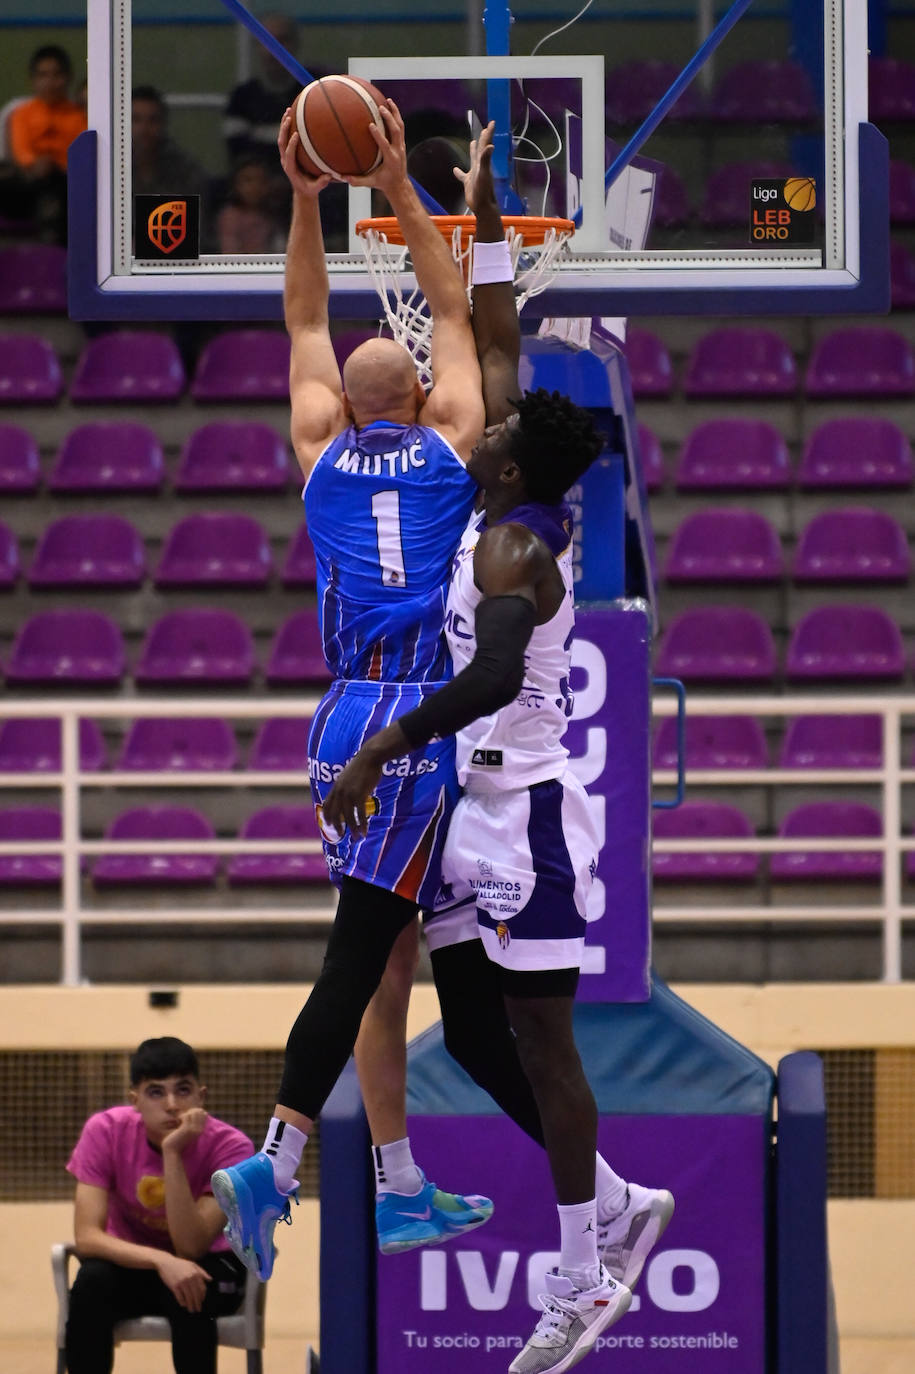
[783, 176, 816, 212]
[293, 75, 387, 180]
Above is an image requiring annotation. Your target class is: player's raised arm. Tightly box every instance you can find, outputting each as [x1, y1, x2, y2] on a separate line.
[279, 109, 347, 479]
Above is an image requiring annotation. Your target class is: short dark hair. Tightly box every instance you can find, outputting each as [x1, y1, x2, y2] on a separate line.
[508, 388, 605, 504]
[132, 84, 166, 112]
[30, 45, 72, 77]
[129, 1037, 200, 1085]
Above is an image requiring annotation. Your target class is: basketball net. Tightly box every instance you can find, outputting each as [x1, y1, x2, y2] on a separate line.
[355, 214, 574, 387]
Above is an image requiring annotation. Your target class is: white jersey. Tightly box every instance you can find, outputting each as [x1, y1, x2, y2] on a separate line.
[444, 501, 576, 792]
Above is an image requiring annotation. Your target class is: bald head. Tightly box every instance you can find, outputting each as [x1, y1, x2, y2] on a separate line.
[342, 338, 422, 426]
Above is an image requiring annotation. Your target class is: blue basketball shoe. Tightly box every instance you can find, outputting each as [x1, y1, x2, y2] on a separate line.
[376, 1172, 494, 1255]
[211, 1153, 299, 1281]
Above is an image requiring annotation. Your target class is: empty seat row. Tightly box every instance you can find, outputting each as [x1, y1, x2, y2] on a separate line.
[652, 713, 888, 771]
[0, 513, 315, 588]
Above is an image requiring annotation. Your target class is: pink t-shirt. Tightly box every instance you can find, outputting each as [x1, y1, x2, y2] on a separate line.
[67, 1104, 253, 1253]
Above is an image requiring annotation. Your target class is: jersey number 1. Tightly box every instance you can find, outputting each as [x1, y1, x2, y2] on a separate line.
[371, 491, 407, 588]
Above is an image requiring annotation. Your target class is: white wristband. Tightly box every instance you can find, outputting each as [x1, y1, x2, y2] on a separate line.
[472, 238, 514, 285]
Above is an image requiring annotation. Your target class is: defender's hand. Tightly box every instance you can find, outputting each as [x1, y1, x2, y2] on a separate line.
[454, 121, 497, 215]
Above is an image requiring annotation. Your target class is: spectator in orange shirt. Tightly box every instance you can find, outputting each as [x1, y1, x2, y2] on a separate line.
[0, 45, 86, 242]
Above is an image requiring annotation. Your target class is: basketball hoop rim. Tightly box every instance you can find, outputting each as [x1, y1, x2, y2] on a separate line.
[355, 214, 575, 247]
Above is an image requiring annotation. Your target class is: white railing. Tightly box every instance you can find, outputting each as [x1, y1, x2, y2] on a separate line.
[1, 694, 914, 986]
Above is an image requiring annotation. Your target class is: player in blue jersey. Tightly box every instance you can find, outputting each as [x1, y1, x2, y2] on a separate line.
[211, 101, 494, 1279]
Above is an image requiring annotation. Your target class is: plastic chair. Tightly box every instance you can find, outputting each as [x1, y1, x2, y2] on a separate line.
[265, 610, 330, 685]
[5, 611, 125, 685]
[798, 417, 914, 490]
[0, 519, 19, 587]
[605, 60, 704, 124]
[331, 327, 377, 372]
[771, 802, 882, 881]
[699, 161, 793, 227]
[92, 806, 219, 885]
[685, 327, 797, 397]
[0, 423, 41, 492]
[778, 715, 882, 770]
[624, 329, 673, 398]
[792, 508, 911, 583]
[709, 60, 817, 122]
[175, 422, 291, 492]
[0, 717, 106, 773]
[675, 419, 791, 491]
[191, 330, 291, 402]
[664, 508, 783, 583]
[869, 57, 915, 121]
[0, 243, 67, 313]
[0, 333, 62, 403]
[889, 158, 915, 224]
[154, 513, 273, 588]
[281, 525, 317, 586]
[653, 714, 768, 771]
[891, 240, 915, 310]
[70, 331, 186, 404]
[228, 806, 329, 884]
[28, 515, 146, 588]
[135, 610, 255, 685]
[637, 424, 663, 492]
[656, 607, 776, 683]
[786, 605, 905, 681]
[805, 326, 915, 398]
[248, 717, 311, 771]
[117, 718, 238, 772]
[0, 806, 62, 885]
[49, 422, 165, 494]
[653, 801, 759, 881]
[52, 1243, 265, 1374]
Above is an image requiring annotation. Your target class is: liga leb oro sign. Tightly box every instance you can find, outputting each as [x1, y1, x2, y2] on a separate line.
[135, 194, 200, 259]
[749, 178, 817, 245]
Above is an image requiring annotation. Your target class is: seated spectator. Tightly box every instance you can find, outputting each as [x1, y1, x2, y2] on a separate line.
[132, 85, 211, 236]
[223, 12, 303, 167]
[64, 1036, 253, 1374]
[0, 44, 86, 242]
[217, 154, 287, 253]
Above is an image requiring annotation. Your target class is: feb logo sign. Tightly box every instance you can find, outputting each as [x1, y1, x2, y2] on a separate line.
[134, 194, 200, 259]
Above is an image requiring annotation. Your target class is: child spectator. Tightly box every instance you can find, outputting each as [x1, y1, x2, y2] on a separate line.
[217, 155, 287, 253]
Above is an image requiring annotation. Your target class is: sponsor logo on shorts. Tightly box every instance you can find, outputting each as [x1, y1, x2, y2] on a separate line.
[309, 755, 438, 784]
[496, 922, 510, 950]
[315, 797, 379, 843]
[471, 748, 503, 767]
[477, 858, 493, 878]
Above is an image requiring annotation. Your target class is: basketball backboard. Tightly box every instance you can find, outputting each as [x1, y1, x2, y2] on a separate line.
[71, 0, 887, 320]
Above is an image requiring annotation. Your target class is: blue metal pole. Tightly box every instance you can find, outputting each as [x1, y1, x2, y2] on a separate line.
[484, 0, 524, 212]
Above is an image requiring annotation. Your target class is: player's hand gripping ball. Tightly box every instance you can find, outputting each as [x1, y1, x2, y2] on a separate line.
[293, 75, 388, 180]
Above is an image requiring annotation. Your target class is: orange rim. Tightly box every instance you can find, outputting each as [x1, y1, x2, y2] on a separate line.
[355, 213, 575, 247]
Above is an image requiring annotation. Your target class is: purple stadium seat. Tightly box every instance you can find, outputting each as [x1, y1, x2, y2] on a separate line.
[281, 524, 317, 586]
[805, 326, 915, 398]
[870, 58, 915, 121]
[653, 714, 768, 771]
[0, 717, 106, 773]
[699, 161, 793, 227]
[709, 60, 817, 122]
[5, 611, 125, 685]
[28, 515, 146, 588]
[175, 422, 290, 492]
[331, 328, 377, 372]
[0, 424, 40, 492]
[653, 801, 759, 881]
[685, 327, 797, 397]
[0, 243, 67, 313]
[247, 717, 311, 771]
[70, 331, 186, 404]
[891, 240, 915, 309]
[664, 508, 782, 583]
[0, 334, 62, 404]
[266, 610, 330, 685]
[0, 807, 62, 885]
[656, 607, 776, 683]
[227, 806, 329, 884]
[605, 61, 704, 124]
[191, 330, 291, 402]
[889, 159, 915, 224]
[49, 422, 165, 494]
[771, 802, 882, 881]
[786, 605, 904, 681]
[117, 718, 238, 771]
[637, 424, 663, 492]
[625, 329, 673, 398]
[652, 166, 690, 229]
[778, 715, 882, 770]
[799, 418, 914, 490]
[135, 610, 254, 685]
[0, 520, 20, 587]
[675, 419, 791, 490]
[154, 513, 273, 588]
[92, 806, 218, 885]
[792, 508, 911, 583]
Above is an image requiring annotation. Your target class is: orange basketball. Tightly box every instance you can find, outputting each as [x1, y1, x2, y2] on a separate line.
[783, 177, 816, 212]
[293, 75, 387, 180]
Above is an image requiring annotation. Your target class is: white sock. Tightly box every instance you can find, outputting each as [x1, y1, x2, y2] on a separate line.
[373, 1137, 423, 1195]
[557, 1198, 599, 1288]
[261, 1117, 307, 1192]
[595, 1155, 629, 1220]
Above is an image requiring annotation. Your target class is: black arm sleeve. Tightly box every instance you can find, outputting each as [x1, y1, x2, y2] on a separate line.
[398, 595, 537, 750]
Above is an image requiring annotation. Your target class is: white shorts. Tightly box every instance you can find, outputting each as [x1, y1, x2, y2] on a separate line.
[425, 769, 599, 973]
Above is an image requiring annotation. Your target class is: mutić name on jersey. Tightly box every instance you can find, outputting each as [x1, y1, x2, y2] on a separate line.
[333, 443, 425, 476]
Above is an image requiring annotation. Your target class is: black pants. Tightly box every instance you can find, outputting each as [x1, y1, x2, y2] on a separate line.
[65, 1251, 247, 1374]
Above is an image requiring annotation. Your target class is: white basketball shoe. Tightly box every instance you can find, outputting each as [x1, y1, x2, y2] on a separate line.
[509, 1265, 631, 1374]
[597, 1183, 675, 1290]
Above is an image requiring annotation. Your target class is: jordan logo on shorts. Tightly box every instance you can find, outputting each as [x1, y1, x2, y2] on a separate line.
[471, 748, 503, 767]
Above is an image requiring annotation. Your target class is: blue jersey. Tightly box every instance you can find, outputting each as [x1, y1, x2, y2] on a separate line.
[304, 421, 477, 684]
